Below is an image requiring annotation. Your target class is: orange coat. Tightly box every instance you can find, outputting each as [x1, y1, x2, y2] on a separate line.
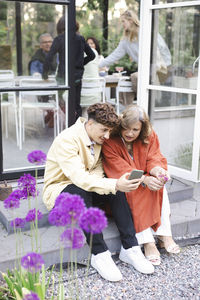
[102, 130, 167, 233]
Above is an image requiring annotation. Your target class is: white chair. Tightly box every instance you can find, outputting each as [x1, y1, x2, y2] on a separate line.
[106, 76, 135, 115]
[81, 77, 106, 107]
[0, 70, 19, 145]
[18, 78, 59, 150]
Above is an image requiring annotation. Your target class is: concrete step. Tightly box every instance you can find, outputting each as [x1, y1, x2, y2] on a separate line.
[0, 177, 199, 273]
[166, 176, 194, 203]
[0, 181, 199, 273]
[0, 177, 195, 234]
[0, 219, 121, 274]
[0, 204, 200, 274]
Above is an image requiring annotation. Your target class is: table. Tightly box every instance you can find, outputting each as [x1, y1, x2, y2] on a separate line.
[105, 74, 121, 88]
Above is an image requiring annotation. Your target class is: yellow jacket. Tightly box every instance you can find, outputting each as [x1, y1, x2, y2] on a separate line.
[43, 117, 117, 210]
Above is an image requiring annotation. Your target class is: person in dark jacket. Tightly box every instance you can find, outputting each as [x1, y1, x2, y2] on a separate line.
[43, 18, 95, 119]
[74, 21, 95, 118]
[29, 33, 57, 76]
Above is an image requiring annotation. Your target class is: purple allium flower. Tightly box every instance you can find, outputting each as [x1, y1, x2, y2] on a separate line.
[60, 227, 85, 249]
[79, 207, 107, 234]
[49, 193, 86, 226]
[23, 292, 40, 300]
[18, 174, 37, 199]
[25, 208, 43, 223]
[10, 218, 26, 228]
[11, 189, 24, 200]
[4, 195, 20, 210]
[21, 252, 44, 273]
[48, 206, 68, 227]
[27, 150, 46, 165]
[54, 193, 72, 207]
[3, 189, 24, 209]
[55, 193, 86, 222]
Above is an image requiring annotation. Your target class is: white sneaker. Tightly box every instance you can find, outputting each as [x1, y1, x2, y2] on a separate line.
[91, 250, 123, 282]
[119, 246, 154, 274]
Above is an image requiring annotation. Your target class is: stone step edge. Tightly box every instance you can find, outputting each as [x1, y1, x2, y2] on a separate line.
[1, 215, 200, 275]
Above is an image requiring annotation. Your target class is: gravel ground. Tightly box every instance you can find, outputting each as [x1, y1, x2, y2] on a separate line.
[45, 243, 200, 300]
[1, 242, 199, 299]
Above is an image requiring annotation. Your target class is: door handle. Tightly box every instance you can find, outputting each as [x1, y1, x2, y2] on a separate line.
[192, 55, 200, 74]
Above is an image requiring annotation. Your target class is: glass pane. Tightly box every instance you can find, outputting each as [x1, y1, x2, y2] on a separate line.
[0, 0, 65, 171]
[153, 1, 195, 4]
[199, 151, 200, 180]
[1, 88, 66, 170]
[149, 90, 196, 171]
[150, 6, 200, 88]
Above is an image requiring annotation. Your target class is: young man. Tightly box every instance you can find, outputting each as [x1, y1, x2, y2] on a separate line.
[43, 103, 154, 281]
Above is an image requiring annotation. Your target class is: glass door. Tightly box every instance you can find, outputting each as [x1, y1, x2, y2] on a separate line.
[0, 0, 72, 180]
[138, 0, 200, 182]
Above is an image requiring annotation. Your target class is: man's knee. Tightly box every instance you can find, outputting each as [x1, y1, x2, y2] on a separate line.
[61, 184, 92, 207]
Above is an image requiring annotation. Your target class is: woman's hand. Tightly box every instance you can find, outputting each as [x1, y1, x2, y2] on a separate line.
[143, 176, 164, 191]
[150, 166, 170, 183]
[116, 173, 142, 192]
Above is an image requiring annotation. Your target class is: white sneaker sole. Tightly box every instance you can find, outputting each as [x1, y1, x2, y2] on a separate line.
[91, 260, 123, 282]
[119, 253, 154, 274]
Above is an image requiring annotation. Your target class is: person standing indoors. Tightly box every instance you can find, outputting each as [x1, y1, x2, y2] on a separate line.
[80, 37, 103, 118]
[102, 105, 180, 266]
[43, 103, 154, 282]
[99, 10, 171, 101]
[42, 16, 66, 126]
[43, 16, 66, 85]
[74, 22, 95, 119]
[43, 19, 94, 119]
[86, 37, 106, 72]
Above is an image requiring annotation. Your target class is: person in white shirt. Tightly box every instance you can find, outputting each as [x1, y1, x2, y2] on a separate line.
[86, 37, 105, 71]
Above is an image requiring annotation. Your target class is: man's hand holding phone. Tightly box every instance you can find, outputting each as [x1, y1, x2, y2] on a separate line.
[115, 170, 144, 193]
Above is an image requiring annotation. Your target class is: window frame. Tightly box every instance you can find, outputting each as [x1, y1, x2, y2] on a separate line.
[0, 0, 76, 180]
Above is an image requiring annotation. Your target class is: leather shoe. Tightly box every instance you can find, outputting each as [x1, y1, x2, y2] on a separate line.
[91, 250, 123, 282]
[119, 246, 154, 274]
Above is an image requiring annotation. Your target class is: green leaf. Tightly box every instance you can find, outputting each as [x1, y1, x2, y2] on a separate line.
[58, 283, 65, 300]
[3, 275, 15, 296]
[34, 283, 44, 300]
[27, 272, 35, 291]
[14, 289, 23, 300]
[41, 264, 46, 296]
[46, 265, 55, 290]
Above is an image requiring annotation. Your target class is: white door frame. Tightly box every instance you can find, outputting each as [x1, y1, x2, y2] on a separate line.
[138, 0, 200, 182]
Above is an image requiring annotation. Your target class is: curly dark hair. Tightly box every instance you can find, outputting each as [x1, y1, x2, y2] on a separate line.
[87, 103, 119, 128]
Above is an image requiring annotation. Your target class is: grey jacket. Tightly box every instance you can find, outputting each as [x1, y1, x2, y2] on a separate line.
[99, 34, 171, 68]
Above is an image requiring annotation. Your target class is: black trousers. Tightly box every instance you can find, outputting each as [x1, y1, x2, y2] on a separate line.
[61, 184, 138, 254]
[75, 80, 82, 119]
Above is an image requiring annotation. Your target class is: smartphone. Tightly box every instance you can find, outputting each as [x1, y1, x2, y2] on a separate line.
[128, 169, 144, 180]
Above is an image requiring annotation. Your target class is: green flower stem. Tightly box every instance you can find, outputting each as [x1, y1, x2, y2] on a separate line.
[83, 233, 93, 299]
[69, 247, 74, 299]
[30, 222, 34, 251]
[74, 250, 79, 300]
[58, 245, 64, 298]
[35, 167, 39, 253]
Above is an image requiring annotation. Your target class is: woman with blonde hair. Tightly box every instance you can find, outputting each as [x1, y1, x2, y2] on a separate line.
[99, 10, 171, 92]
[99, 10, 141, 69]
[102, 105, 180, 265]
